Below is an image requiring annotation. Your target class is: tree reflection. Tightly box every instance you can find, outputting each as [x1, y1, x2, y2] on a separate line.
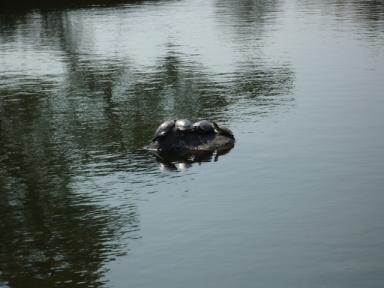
[298, 0, 384, 35]
[214, 0, 282, 40]
[0, 1, 297, 286]
[0, 0, 148, 11]
[0, 78, 140, 287]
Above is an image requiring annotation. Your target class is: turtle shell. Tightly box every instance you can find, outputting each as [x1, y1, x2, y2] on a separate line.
[153, 120, 175, 141]
[193, 120, 215, 134]
[175, 119, 193, 132]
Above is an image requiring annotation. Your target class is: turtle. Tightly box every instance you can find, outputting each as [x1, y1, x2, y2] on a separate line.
[152, 119, 176, 142]
[193, 120, 215, 134]
[212, 122, 235, 139]
[174, 119, 193, 133]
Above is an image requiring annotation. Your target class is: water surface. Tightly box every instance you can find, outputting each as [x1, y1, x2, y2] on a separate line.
[1, 0, 384, 287]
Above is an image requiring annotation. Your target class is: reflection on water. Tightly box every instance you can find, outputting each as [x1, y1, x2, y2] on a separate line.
[297, 0, 384, 34]
[1, 0, 383, 287]
[151, 147, 233, 172]
[0, 1, 294, 286]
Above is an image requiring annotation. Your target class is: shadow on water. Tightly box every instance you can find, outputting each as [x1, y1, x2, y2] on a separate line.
[0, 1, 300, 286]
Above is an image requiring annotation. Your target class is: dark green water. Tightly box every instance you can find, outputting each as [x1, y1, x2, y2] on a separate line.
[1, 0, 384, 287]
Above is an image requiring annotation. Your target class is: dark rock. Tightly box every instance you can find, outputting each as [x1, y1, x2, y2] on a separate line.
[144, 130, 235, 156]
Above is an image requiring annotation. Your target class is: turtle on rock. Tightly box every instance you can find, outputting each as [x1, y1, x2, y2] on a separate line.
[174, 119, 193, 134]
[146, 119, 235, 159]
[193, 120, 215, 134]
[212, 122, 234, 139]
[152, 119, 176, 142]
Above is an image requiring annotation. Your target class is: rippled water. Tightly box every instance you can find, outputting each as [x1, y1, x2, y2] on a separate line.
[1, 0, 384, 287]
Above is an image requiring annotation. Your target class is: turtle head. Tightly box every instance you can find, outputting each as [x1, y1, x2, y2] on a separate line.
[212, 121, 220, 132]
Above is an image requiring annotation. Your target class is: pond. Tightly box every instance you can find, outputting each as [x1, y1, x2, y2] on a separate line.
[1, 0, 384, 287]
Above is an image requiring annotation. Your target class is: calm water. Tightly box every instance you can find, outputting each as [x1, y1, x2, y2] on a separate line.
[1, 0, 384, 287]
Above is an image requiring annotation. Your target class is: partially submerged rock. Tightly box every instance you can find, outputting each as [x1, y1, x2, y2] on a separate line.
[144, 119, 235, 161]
[145, 131, 235, 154]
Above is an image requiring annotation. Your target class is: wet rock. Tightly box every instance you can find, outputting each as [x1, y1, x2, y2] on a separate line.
[144, 130, 235, 155]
